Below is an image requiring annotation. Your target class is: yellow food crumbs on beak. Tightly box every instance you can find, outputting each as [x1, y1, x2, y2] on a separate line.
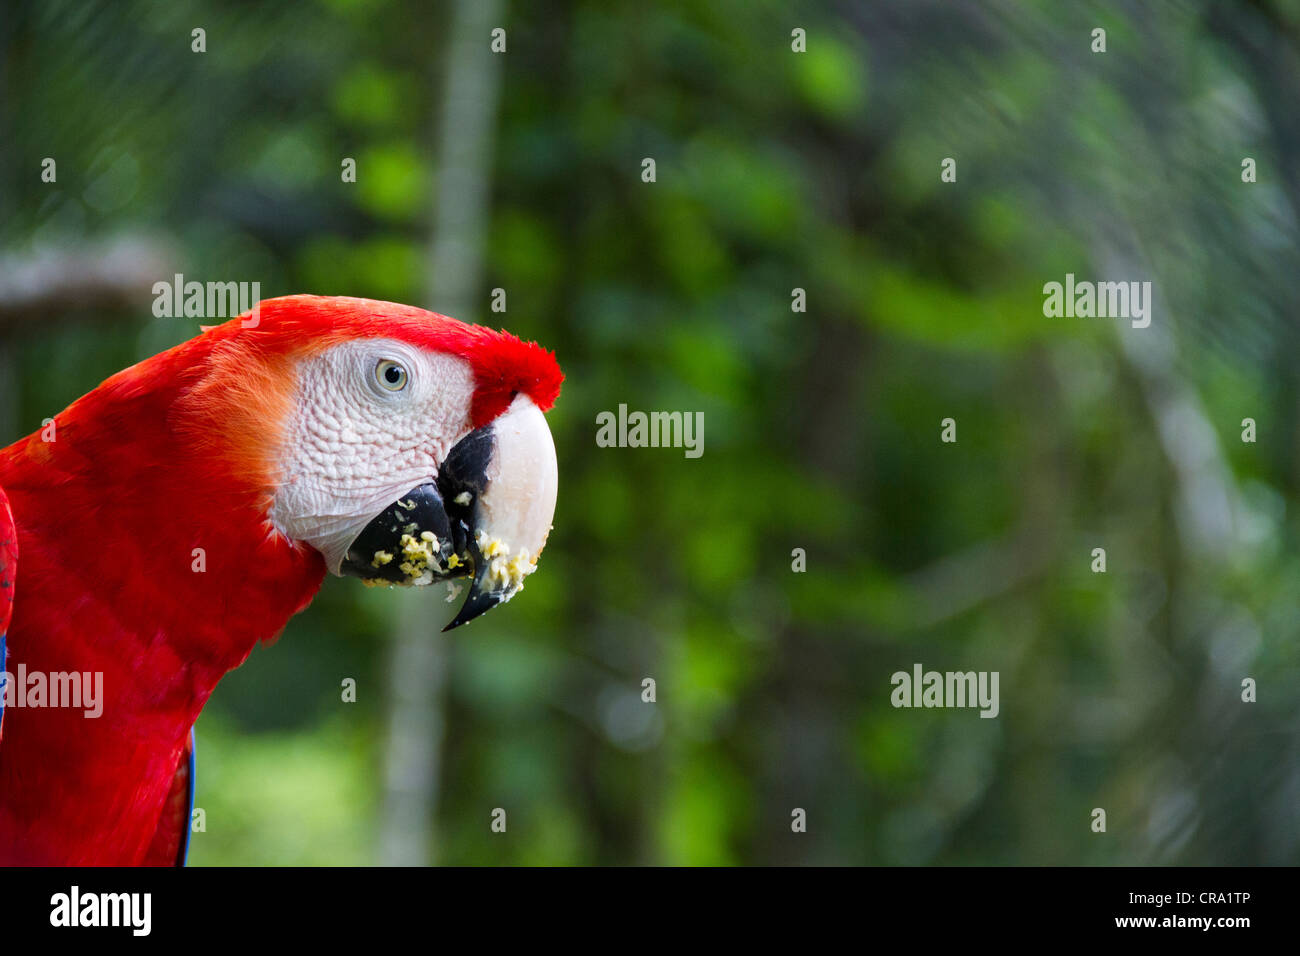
[366, 525, 540, 596]
[366, 525, 475, 587]
[474, 530, 540, 597]
[397, 532, 436, 580]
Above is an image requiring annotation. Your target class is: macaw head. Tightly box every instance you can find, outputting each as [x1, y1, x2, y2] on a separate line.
[179, 294, 562, 630]
[0, 293, 563, 864]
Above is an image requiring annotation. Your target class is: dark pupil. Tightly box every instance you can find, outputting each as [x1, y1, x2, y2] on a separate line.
[384, 365, 402, 384]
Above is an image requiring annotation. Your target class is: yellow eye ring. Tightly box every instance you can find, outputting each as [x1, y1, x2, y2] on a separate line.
[375, 359, 408, 392]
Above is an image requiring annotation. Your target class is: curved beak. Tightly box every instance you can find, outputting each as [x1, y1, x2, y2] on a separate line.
[339, 394, 558, 631]
[443, 393, 558, 629]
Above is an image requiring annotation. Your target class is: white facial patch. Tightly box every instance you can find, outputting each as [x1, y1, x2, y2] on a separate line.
[269, 338, 477, 572]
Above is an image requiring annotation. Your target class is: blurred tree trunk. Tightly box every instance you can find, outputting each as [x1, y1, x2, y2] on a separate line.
[378, 0, 505, 866]
[1207, 1, 1300, 494]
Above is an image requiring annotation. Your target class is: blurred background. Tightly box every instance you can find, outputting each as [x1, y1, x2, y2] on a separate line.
[2, 0, 1299, 865]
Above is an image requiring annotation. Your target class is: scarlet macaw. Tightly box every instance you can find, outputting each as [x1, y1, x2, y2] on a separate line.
[0, 295, 562, 865]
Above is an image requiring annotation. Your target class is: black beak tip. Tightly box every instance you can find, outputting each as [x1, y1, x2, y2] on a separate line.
[442, 579, 505, 632]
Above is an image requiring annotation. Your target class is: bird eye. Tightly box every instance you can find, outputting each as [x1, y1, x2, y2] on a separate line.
[375, 359, 408, 392]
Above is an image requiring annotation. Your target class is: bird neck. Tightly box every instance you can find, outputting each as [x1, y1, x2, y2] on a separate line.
[0, 332, 328, 863]
[0, 335, 327, 713]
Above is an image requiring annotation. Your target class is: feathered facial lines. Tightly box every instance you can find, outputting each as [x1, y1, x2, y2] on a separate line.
[266, 337, 479, 572]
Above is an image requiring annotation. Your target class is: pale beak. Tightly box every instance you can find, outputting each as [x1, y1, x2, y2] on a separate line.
[443, 393, 558, 629]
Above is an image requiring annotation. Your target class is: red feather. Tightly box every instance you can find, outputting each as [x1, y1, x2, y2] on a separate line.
[0, 296, 560, 864]
[206, 295, 564, 427]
